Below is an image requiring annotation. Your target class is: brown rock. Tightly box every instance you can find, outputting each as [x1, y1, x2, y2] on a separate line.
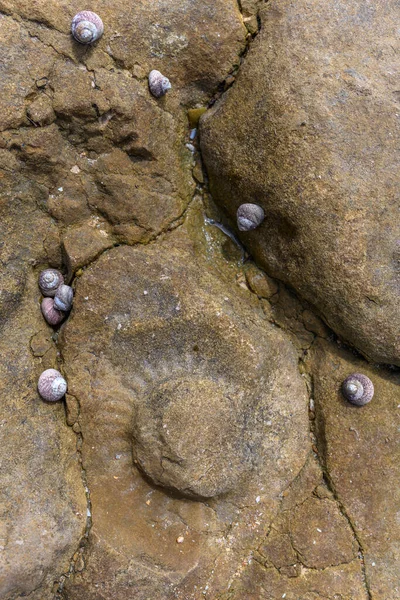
[0, 275, 86, 599]
[3, 0, 246, 104]
[290, 497, 358, 569]
[245, 263, 278, 298]
[200, 0, 400, 365]
[60, 242, 309, 598]
[62, 219, 115, 277]
[227, 560, 367, 600]
[312, 339, 400, 599]
[26, 94, 56, 127]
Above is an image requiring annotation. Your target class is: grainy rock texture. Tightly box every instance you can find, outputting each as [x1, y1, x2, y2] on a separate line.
[59, 240, 310, 598]
[0, 274, 86, 600]
[200, 0, 400, 366]
[0, 2, 247, 597]
[1, 0, 399, 597]
[221, 456, 367, 599]
[310, 339, 400, 600]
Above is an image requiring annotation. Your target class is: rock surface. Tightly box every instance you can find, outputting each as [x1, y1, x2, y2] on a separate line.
[0, 274, 86, 600]
[59, 240, 310, 598]
[1, 0, 399, 597]
[310, 339, 400, 600]
[200, 0, 400, 366]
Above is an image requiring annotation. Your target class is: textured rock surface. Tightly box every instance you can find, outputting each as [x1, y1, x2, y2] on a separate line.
[225, 456, 367, 599]
[0, 274, 86, 599]
[0, 2, 247, 597]
[310, 339, 400, 599]
[0, 0, 246, 276]
[1, 0, 399, 597]
[200, 0, 400, 365]
[60, 240, 310, 598]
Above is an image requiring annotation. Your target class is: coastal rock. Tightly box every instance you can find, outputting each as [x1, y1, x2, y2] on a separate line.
[0, 275, 86, 599]
[60, 242, 309, 598]
[200, 0, 400, 365]
[311, 339, 400, 599]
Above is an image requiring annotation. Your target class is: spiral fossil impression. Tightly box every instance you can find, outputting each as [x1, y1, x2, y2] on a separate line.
[62, 244, 308, 502]
[71, 11, 104, 44]
[341, 373, 374, 405]
[38, 369, 67, 402]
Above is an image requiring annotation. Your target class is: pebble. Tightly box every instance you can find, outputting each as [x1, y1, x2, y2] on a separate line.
[176, 535, 185, 544]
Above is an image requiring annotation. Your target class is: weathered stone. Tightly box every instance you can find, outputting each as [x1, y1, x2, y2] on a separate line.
[227, 560, 367, 600]
[26, 94, 56, 126]
[0, 0, 246, 104]
[0, 0, 245, 258]
[245, 263, 278, 299]
[133, 377, 252, 498]
[200, 0, 400, 365]
[0, 276, 86, 599]
[290, 497, 358, 569]
[62, 219, 115, 277]
[60, 240, 309, 597]
[311, 339, 400, 599]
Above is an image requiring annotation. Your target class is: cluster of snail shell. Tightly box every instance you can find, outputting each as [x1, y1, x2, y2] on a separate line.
[70, 11, 171, 98]
[37, 269, 72, 402]
[39, 269, 73, 326]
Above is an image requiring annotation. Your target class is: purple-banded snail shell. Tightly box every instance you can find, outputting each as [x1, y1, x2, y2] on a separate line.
[341, 373, 374, 406]
[54, 284, 73, 312]
[41, 297, 65, 326]
[38, 369, 67, 402]
[237, 203, 265, 231]
[148, 70, 171, 98]
[71, 11, 104, 44]
[38, 269, 64, 297]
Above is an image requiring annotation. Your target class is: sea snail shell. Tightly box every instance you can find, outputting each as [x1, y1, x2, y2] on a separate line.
[54, 284, 73, 312]
[148, 70, 172, 98]
[38, 369, 67, 402]
[237, 204, 265, 231]
[39, 269, 64, 297]
[341, 373, 374, 406]
[71, 11, 104, 44]
[41, 297, 66, 326]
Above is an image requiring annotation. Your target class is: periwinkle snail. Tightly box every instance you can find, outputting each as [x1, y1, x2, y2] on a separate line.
[41, 297, 66, 326]
[38, 369, 67, 402]
[54, 284, 74, 312]
[148, 70, 172, 98]
[38, 269, 64, 297]
[71, 11, 104, 44]
[341, 373, 374, 406]
[237, 203, 265, 231]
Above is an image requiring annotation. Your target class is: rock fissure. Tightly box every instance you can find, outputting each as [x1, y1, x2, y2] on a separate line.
[310, 370, 372, 600]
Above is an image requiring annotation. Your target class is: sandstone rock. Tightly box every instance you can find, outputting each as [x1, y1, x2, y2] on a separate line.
[200, 0, 400, 365]
[290, 497, 358, 569]
[60, 241, 309, 598]
[227, 560, 367, 600]
[133, 377, 252, 498]
[245, 263, 278, 299]
[62, 219, 115, 277]
[0, 275, 86, 599]
[0, 0, 246, 104]
[311, 339, 400, 599]
[0, 0, 246, 269]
